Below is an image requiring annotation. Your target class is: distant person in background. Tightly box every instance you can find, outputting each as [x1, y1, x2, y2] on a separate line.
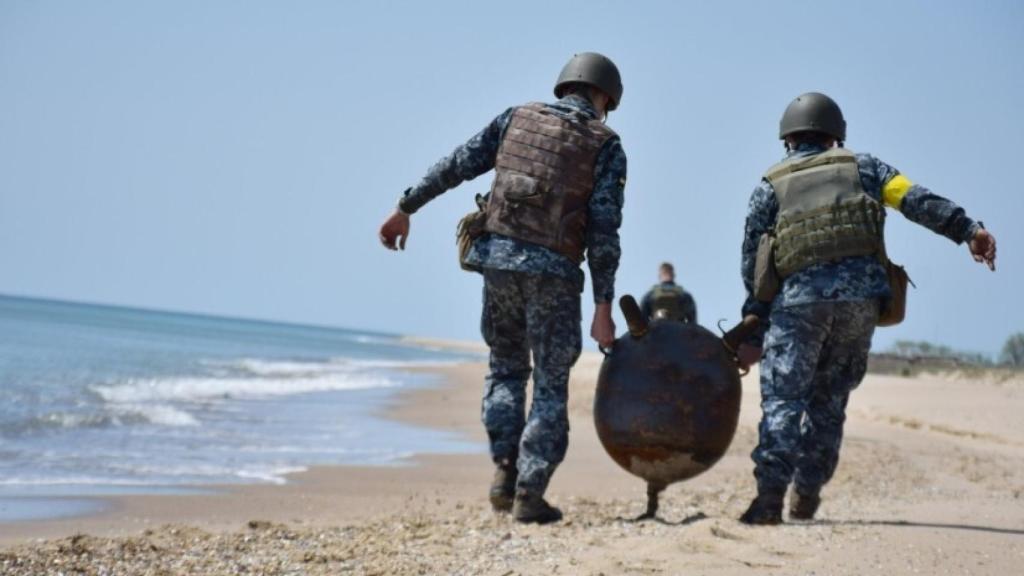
[736, 92, 997, 526]
[640, 262, 697, 324]
[378, 53, 627, 524]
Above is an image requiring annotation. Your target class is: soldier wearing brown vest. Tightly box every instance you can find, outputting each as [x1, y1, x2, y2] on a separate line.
[379, 53, 627, 524]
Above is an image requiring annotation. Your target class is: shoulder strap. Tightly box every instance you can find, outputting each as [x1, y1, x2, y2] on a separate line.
[764, 148, 857, 184]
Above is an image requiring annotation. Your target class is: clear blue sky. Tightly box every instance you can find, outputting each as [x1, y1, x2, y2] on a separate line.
[1, 0, 1021, 356]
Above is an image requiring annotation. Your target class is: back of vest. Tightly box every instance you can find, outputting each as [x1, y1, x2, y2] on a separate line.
[765, 148, 886, 277]
[650, 285, 685, 321]
[484, 103, 615, 263]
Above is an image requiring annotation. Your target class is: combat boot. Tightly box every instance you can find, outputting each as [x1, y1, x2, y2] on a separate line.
[512, 492, 563, 525]
[789, 488, 821, 520]
[739, 491, 784, 525]
[489, 462, 517, 512]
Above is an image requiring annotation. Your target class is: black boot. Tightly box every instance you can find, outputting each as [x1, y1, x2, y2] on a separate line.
[739, 491, 784, 525]
[512, 492, 563, 525]
[789, 488, 821, 521]
[489, 463, 517, 513]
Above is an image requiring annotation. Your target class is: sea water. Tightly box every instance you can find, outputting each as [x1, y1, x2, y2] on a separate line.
[0, 295, 482, 521]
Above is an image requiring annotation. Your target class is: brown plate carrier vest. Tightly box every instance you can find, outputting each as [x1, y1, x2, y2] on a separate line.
[484, 103, 616, 263]
[765, 148, 886, 278]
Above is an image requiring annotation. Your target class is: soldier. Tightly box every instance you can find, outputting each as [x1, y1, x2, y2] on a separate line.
[378, 53, 627, 524]
[736, 92, 997, 525]
[640, 262, 697, 323]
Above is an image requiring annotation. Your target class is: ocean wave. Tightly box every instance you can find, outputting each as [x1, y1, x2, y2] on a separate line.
[229, 358, 354, 377]
[0, 476, 159, 487]
[0, 464, 308, 487]
[92, 371, 397, 404]
[350, 334, 397, 346]
[6, 404, 198, 435]
[111, 404, 199, 427]
[211, 357, 461, 376]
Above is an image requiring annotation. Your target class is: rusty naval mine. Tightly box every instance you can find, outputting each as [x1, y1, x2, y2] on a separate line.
[594, 295, 758, 520]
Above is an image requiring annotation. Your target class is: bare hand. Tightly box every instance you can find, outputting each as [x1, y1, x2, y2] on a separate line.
[379, 210, 410, 251]
[969, 228, 996, 271]
[591, 302, 616, 349]
[736, 343, 763, 372]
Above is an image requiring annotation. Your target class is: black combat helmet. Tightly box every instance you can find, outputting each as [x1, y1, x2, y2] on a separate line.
[779, 92, 846, 142]
[554, 52, 623, 111]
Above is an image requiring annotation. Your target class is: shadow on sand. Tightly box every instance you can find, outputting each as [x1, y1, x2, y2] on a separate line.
[805, 518, 1024, 536]
[616, 511, 709, 526]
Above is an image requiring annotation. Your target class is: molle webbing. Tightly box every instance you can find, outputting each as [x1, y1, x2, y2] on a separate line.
[766, 149, 886, 277]
[651, 285, 683, 319]
[773, 195, 885, 277]
[485, 103, 615, 263]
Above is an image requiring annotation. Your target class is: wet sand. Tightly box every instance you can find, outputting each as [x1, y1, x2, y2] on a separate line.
[2, 351, 1023, 575]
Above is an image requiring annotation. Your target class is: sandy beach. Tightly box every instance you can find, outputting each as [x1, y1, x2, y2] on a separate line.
[2, 350, 1023, 575]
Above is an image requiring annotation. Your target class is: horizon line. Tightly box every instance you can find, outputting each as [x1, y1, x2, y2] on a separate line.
[0, 291, 399, 339]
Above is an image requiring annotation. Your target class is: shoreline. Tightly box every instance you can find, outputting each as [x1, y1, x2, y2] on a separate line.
[0, 358, 493, 546]
[2, 345, 1023, 574]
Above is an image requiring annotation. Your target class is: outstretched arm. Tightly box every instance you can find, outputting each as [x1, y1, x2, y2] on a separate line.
[871, 156, 996, 270]
[379, 108, 513, 250]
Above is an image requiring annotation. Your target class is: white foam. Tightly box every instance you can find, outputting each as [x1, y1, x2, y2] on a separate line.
[0, 463, 308, 486]
[92, 372, 396, 404]
[231, 358, 349, 376]
[0, 477, 156, 487]
[351, 335, 392, 345]
[27, 405, 198, 430]
[230, 357, 460, 374]
[112, 404, 199, 427]
[235, 466, 307, 484]
[336, 358, 462, 369]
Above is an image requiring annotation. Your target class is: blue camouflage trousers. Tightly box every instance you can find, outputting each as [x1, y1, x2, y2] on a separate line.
[753, 299, 879, 495]
[480, 268, 582, 496]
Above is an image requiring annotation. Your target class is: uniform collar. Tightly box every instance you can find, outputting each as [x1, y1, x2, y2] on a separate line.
[786, 142, 828, 158]
[553, 94, 599, 119]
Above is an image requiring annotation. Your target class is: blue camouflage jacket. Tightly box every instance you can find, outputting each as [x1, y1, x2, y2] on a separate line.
[741, 143, 980, 343]
[398, 95, 627, 303]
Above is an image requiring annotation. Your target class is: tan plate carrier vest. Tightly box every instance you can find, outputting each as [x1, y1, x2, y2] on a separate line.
[651, 284, 686, 320]
[484, 103, 616, 263]
[765, 148, 886, 278]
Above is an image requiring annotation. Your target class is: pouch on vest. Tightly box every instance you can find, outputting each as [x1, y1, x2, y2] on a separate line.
[753, 233, 781, 303]
[456, 194, 488, 273]
[651, 286, 683, 320]
[499, 173, 545, 207]
[878, 259, 913, 327]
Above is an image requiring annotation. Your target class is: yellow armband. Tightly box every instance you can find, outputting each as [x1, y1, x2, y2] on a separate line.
[882, 174, 913, 209]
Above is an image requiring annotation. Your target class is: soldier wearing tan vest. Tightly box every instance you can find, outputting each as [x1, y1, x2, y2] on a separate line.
[379, 53, 627, 524]
[736, 92, 997, 525]
[640, 262, 697, 323]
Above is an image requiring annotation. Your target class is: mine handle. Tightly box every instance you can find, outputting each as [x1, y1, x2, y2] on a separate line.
[720, 315, 761, 375]
[619, 295, 648, 338]
[598, 295, 647, 357]
[721, 315, 760, 354]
